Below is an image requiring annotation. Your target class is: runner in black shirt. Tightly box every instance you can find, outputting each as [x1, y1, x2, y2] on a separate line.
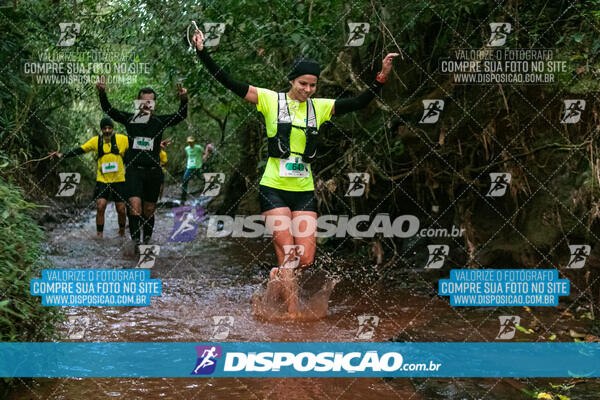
[96, 78, 188, 251]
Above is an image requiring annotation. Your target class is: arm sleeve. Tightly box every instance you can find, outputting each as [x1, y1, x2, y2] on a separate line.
[333, 80, 384, 116]
[62, 147, 86, 158]
[161, 97, 188, 127]
[98, 90, 132, 124]
[196, 48, 250, 98]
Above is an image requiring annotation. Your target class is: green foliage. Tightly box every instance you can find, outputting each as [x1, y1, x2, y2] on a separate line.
[1, 0, 597, 179]
[0, 178, 62, 342]
[0, 0, 599, 262]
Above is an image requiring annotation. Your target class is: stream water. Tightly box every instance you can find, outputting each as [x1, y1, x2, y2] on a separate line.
[10, 193, 600, 399]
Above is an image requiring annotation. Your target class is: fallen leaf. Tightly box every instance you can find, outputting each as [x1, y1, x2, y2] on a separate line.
[584, 334, 599, 342]
[560, 311, 574, 318]
[569, 329, 586, 338]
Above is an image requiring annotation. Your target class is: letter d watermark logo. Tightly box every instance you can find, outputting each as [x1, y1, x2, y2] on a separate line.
[346, 23, 369, 47]
[136, 245, 160, 268]
[420, 100, 444, 124]
[424, 245, 449, 269]
[355, 315, 379, 339]
[56, 173, 80, 197]
[203, 23, 226, 47]
[566, 244, 590, 269]
[202, 173, 225, 197]
[210, 316, 234, 340]
[346, 173, 369, 197]
[487, 23, 511, 47]
[486, 172, 511, 197]
[561, 100, 585, 124]
[57, 23, 80, 47]
[496, 316, 520, 340]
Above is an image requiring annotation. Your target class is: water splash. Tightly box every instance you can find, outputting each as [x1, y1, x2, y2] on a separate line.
[252, 268, 340, 321]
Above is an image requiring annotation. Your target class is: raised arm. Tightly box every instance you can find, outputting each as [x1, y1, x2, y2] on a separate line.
[332, 52, 399, 116]
[193, 30, 258, 104]
[161, 88, 188, 127]
[96, 77, 132, 124]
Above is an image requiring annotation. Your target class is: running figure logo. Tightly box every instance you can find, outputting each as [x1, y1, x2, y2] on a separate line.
[346, 23, 370, 47]
[130, 100, 155, 124]
[137, 245, 160, 268]
[496, 316, 521, 340]
[169, 206, 205, 242]
[419, 100, 445, 124]
[210, 316, 234, 340]
[355, 315, 380, 339]
[191, 345, 222, 375]
[487, 23, 511, 47]
[203, 23, 226, 47]
[281, 244, 305, 269]
[67, 315, 90, 340]
[561, 100, 585, 124]
[566, 244, 590, 269]
[425, 245, 449, 269]
[57, 23, 80, 47]
[202, 173, 225, 197]
[486, 172, 511, 197]
[56, 172, 81, 197]
[345, 173, 370, 197]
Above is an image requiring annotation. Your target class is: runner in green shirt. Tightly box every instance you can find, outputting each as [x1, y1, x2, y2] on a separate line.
[192, 30, 398, 316]
[181, 136, 208, 205]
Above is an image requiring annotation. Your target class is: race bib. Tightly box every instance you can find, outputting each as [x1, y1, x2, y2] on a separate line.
[279, 156, 309, 178]
[133, 137, 154, 150]
[188, 158, 197, 167]
[101, 162, 119, 174]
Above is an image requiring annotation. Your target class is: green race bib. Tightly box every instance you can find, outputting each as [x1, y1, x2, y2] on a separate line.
[279, 156, 309, 178]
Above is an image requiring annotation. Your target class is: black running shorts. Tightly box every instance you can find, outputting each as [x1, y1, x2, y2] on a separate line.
[258, 185, 317, 213]
[93, 181, 127, 202]
[125, 166, 163, 203]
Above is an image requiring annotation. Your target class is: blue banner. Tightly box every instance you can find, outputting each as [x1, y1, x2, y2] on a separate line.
[439, 269, 569, 306]
[30, 269, 161, 306]
[0, 342, 598, 378]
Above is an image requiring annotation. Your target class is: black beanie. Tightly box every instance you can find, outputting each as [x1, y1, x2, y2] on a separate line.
[287, 58, 321, 81]
[100, 117, 114, 129]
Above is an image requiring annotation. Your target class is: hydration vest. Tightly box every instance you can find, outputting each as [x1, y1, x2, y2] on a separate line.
[97, 134, 120, 159]
[268, 93, 318, 163]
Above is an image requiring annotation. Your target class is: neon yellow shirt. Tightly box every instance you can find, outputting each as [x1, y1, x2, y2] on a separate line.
[80, 134, 129, 183]
[256, 88, 334, 191]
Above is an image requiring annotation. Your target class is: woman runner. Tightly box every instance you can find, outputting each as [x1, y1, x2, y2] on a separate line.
[192, 30, 398, 316]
